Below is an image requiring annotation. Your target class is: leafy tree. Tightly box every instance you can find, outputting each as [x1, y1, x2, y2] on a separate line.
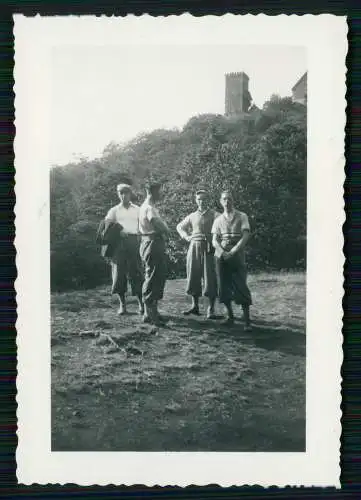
[50, 96, 307, 290]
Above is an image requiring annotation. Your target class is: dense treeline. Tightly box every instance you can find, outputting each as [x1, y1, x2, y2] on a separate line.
[50, 95, 306, 291]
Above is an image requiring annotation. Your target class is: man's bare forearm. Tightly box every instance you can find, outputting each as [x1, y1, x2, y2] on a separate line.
[212, 235, 223, 254]
[229, 230, 250, 255]
[176, 223, 189, 241]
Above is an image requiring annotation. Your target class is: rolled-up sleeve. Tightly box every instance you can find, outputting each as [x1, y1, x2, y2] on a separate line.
[211, 217, 221, 236]
[177, 215, 191, 233]
[241, 213, 250, 232]
[105, 207, 116, 222]
[146, 206, 156, 222]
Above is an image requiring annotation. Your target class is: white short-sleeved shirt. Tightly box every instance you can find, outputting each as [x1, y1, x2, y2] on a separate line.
[138, 201, 162, 235]
[212, 210, 250, 260]
[105, 203, 140, 235]
[212, 210, 250, 241]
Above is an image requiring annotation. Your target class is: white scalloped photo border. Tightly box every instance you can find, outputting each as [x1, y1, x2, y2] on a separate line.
[14, 13, 346, 487]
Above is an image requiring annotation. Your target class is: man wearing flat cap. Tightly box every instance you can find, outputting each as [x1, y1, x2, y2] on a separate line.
[105, 183, 144, 315]
[176, 189, 219, 319]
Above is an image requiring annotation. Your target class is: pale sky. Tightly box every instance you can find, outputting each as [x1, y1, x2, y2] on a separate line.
[50, 44, 306, 166]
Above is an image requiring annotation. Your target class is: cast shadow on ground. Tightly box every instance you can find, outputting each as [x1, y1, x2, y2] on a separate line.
[163, 314, 306, 357]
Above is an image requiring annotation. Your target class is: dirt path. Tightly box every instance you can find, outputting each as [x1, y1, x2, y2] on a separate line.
[51, 273, 306, 451]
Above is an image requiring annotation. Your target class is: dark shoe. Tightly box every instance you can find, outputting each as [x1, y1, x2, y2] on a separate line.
[221, 317, 235, 327]
[206, 307, 218, 320]
[183, 307, 200, 316]
[143, 312, 165, 327]
[153, 317, 166, 327]
[117, 305, 127, 316]
[154, 311, 166, 325]
[206, 312, 218, 320]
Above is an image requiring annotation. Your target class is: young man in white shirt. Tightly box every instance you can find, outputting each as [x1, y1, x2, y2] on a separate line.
[212, 190, 252, 329]
[105, 183, 143, 315]
[138, 181, 170, 325]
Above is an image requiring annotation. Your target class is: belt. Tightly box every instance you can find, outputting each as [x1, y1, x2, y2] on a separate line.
[190, 236, 208, 242]
[221, 237, 241, 244]
[140, 233, 163, 241]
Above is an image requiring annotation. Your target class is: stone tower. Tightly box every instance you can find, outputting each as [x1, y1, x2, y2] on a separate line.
[225, 72, 252, 115]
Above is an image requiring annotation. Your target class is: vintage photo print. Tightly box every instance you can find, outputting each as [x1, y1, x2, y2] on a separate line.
[14, 14, 346, 486]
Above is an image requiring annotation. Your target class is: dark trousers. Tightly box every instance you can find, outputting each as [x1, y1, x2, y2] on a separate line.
[215, 253, 252, 306]
[140, 236, 167, 305]
[110, 235, 143, 297]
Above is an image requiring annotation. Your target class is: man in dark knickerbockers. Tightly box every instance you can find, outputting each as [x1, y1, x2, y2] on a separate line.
[212, 190, 252, 329]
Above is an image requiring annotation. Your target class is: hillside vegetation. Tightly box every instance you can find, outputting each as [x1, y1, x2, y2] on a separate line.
[50, 95, 306, 291]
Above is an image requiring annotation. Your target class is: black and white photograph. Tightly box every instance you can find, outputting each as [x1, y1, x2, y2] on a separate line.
[15, 14, 345, 486]
[49, 44, 307, 452]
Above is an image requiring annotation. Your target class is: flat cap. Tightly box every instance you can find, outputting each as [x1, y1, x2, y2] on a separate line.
[117, 183, 133, 193]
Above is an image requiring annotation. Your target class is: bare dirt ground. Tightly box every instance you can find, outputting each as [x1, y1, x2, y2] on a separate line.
[51, 272, 306, 451]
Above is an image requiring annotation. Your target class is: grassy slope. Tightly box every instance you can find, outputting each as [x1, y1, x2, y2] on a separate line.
[51, 272, 306, 451]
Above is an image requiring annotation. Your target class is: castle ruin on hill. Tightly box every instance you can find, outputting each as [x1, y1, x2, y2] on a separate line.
[225, 72, 252, 115]
[224, 71, 307, 115]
